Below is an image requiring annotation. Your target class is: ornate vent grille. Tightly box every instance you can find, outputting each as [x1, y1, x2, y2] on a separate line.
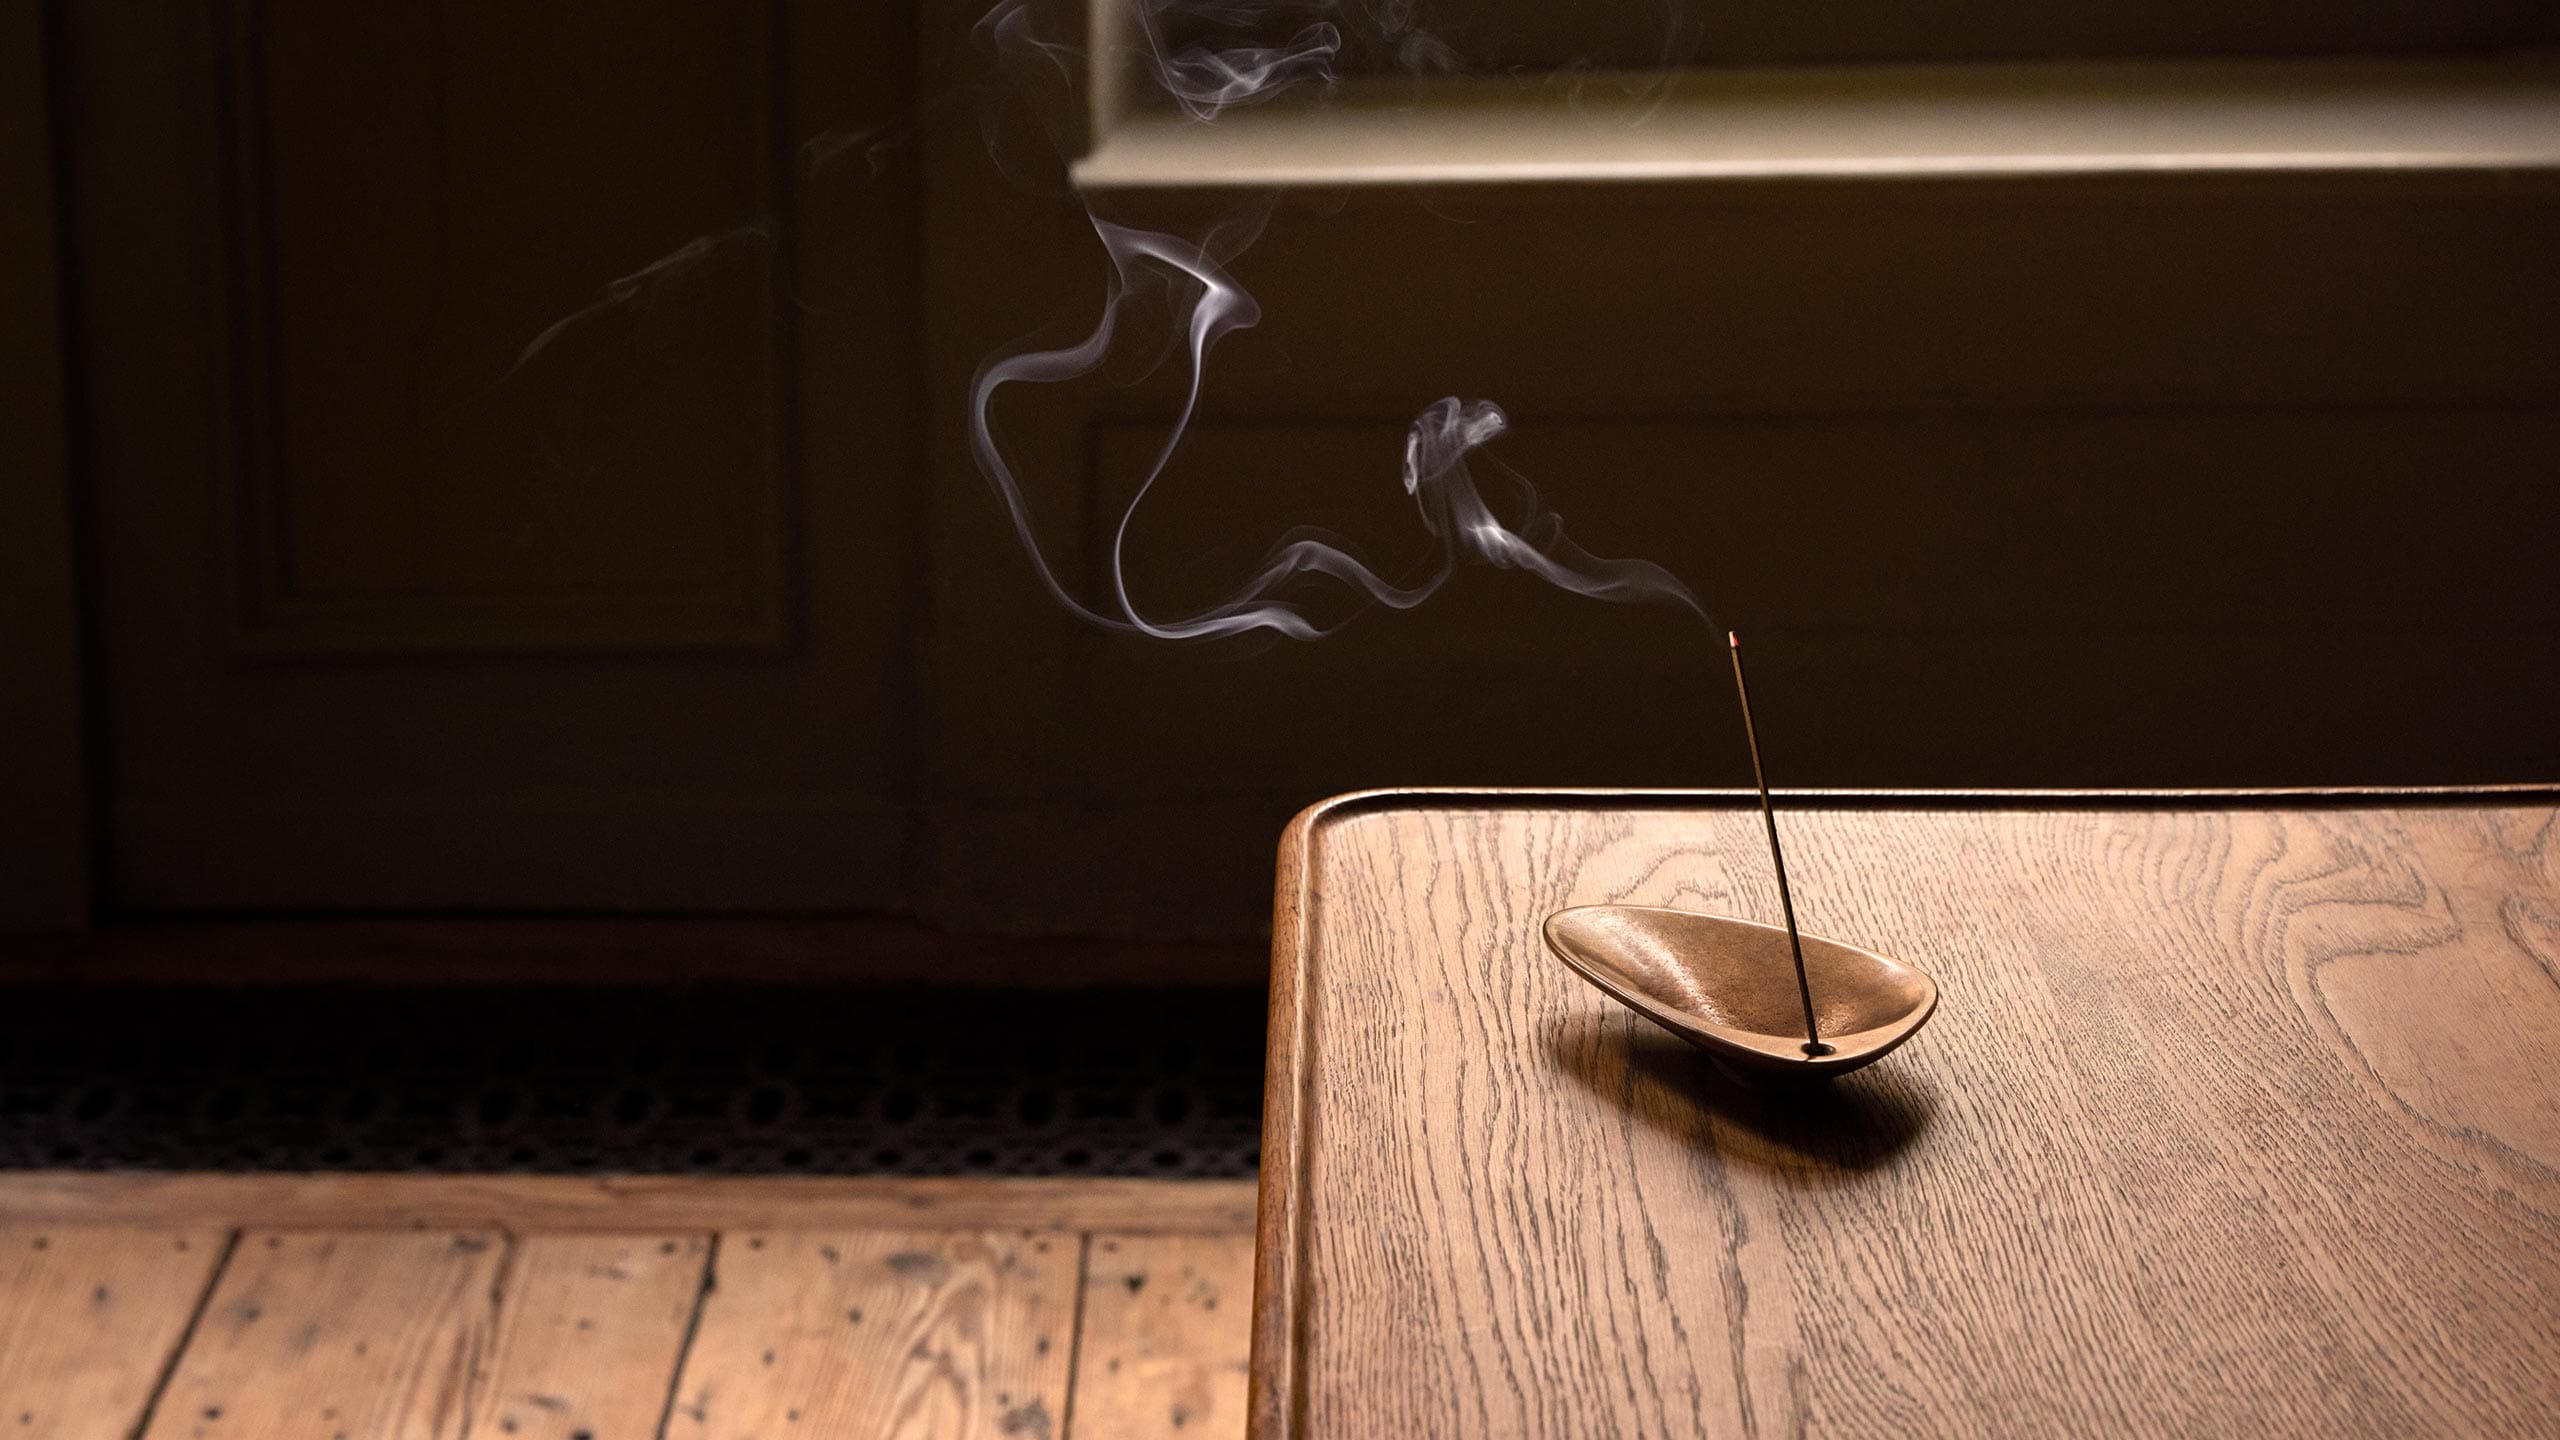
[0, 988, 1266, 1178]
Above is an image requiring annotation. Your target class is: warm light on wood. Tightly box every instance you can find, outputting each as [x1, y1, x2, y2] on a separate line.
[1258, 789, 2560, 1437]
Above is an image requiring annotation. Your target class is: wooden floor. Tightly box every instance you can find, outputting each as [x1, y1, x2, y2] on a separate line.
[0, 1174, 1258, 1440]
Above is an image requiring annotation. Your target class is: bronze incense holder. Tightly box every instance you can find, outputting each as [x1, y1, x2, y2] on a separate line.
[1544, 905, 1937, 1085]
[1540, 632, 1939, 1085]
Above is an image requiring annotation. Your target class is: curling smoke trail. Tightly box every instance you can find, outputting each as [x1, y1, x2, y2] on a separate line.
[970, 3, 1712, 642]
[1126, 0, 1342, 120]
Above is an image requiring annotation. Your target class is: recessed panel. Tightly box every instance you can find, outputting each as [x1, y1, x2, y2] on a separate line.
[231, 0, 790, 654]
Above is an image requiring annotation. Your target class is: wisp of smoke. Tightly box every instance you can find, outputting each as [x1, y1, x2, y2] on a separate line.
[1151, 20, 1341, 119]
[970, 212, 1704, 640]
[501, 223, 774, 382]
[1124, 0, 1342, 120]
[970, 3, 1713, 642]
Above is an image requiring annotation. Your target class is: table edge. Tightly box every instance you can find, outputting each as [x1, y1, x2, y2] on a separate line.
[1244, 782, 2560, 1439]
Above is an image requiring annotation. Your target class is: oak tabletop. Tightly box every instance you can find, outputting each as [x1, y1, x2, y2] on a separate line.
[1251, 790, 2560, 1439]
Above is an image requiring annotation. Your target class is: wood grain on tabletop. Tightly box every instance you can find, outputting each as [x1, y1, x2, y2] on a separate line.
[1075, 1233, 1257, 1440]
[467, 1234, 711, 1440]
[144, 1229, 506, 1440]
[0, 1227, 227, 1440]
[1257, 797, 2560, 1438]
[662, 1229, 1076, 1440]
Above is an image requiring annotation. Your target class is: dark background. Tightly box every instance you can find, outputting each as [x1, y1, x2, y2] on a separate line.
[6, 1, 2556, 1000]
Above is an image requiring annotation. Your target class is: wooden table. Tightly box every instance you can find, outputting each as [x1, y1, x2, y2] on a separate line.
[1251, 790, 2560, 1438]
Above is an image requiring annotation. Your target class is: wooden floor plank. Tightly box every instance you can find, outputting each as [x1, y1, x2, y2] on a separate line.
[144, 1230, 506, 1440]
[1070, 1234, 1255, 1440]
[0, 1175, 1257, 1237]
[0, 1227, 229, 1440]
[468, 1233, 710, 1440]
[664, 1230, 1078, 1440]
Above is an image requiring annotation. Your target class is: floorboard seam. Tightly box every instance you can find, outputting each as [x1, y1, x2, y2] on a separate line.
[458, 1228, 520, 1440]
[124, 1227, 239, 1440]
[1055, 1232, 1094, 1440]
[648, 1232, 720, 1440]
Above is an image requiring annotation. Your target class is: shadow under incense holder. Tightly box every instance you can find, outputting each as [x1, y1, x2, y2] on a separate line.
[1543, 905, 1938, 1086]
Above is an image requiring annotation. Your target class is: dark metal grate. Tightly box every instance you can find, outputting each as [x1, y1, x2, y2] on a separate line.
[0, 987, 1266, 1177]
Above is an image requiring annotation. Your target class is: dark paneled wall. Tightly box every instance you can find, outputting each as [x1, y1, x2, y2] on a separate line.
[9, 2, 2556, 948]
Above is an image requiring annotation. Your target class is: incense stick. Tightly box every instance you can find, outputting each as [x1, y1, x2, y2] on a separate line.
[1727, 632, 1831, 1056]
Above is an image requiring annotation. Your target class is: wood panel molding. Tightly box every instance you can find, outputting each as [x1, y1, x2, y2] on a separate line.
[208, 0, 801, 659]
[64, 0, 922, 914]
[0, 1, 88, 932]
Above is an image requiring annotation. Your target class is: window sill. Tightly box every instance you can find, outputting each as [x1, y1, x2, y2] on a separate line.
[1074, 53, 2560, 191]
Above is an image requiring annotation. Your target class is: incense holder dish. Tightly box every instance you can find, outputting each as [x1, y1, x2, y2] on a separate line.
[1543, 905, 1937, 1086]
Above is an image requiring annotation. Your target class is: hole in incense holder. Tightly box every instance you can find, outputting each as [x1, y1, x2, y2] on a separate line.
[1543, 906, 1937, 1086]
